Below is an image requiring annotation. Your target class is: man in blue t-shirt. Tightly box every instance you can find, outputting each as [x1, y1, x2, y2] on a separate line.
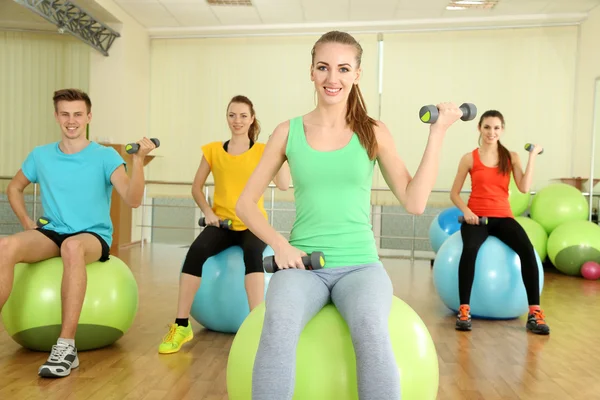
[1, 88, 156, 378]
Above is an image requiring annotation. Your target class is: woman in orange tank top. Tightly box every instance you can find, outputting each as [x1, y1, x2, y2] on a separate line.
[449, 110, 549, 335]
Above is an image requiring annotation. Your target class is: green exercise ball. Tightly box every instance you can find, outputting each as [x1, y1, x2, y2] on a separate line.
[530, 183, 588, 234]
[1, 256, 138, 351]
[515, 216, 548, 261]
[547, 220, 600, 276]
[226, 296, 439, 400]
[509, 176, 531, 216]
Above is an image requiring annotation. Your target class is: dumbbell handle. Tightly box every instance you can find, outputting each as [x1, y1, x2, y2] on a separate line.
[525, 143, 543, 155]
[198, 217, 232, 229]
[263, 251, 325, 273]
[36, 217, 50, 228]
[458, 216, 488, 225]
[419, 102, 477, 124]
[126, 138, 160, 154]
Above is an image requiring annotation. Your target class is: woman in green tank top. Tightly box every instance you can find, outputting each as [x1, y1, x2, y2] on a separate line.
[236, 31, 464, 400]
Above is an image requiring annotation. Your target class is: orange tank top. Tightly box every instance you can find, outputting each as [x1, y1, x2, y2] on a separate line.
[466, 148, 513, 218]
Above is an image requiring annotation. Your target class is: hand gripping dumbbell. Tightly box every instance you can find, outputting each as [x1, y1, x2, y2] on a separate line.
[198, 217, 232, 229]
[524, 143, 544, 155]
[419, 103, 477, 124]
[263, 251, 325, 273]
[125, 138, 160, 154]
[458, 216, 488, 225]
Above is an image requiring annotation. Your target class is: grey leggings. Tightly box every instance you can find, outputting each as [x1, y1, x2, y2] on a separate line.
[252, 263, 401, 400]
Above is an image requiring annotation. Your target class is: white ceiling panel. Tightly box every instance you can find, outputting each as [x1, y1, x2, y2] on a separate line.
[301, 0, 351, 22]
[350, 0, 399, 21]
[253, 0, 305, 24]
[163, 4, 221, 26]
[395, 8, 445, 19]
[118, 1, 181, 27]
[210, 5, 263, 24]
[491, 1, 553, 15]
[543, 0, 600, 13]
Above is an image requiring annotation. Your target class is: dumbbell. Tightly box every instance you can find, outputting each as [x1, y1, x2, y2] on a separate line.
[263, 251, 325, 273]
[36, 217, 50, 228]
[458, 216, 488, 225]
[524, 143, 544, 155]
[198, 217, 232, 229]
[125, 138, 160, 154]
[419, 103, 477, 124]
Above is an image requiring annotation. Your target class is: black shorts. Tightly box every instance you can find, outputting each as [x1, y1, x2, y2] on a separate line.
[36, 228, 110, 262]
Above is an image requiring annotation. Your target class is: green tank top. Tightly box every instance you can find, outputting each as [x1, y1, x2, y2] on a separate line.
[285, 116, 379, 268]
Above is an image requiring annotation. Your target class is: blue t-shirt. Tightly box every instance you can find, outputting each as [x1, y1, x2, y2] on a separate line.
[21, 141, 125, 247]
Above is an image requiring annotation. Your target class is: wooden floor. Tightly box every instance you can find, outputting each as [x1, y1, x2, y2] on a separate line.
[1, 243, 599, 400]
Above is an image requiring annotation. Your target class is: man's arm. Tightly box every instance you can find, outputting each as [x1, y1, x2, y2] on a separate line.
[110, 138, 156, 208]
[7, 170, 36, 230]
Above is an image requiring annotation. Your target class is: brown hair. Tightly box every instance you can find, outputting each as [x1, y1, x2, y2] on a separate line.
[53, 89, 92, 114]
[311, 31, 378, 160]
[478, 110, 512, 175]
[227, 95, 261, 142]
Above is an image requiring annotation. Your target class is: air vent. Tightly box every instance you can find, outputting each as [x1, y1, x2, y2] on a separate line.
[206, 0, 253, 5]
[446, 0, 499, 10]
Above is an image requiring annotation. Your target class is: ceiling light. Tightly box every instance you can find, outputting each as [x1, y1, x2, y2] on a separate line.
[446, 0, 499, 10]
[206, 0, 253, 6]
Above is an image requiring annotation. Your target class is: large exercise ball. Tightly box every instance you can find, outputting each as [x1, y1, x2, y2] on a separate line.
[530, 183, 588, 234]
[547, 220, 600, 276]
[429, 206, 463, 253]
[190, 246, 273, 333]
[515, 216, 548, 261]
[1, 256, 138, 351]
[433, 232, 544, 319]
[226, 296, 439, 400]
[509, 176, 531, 216]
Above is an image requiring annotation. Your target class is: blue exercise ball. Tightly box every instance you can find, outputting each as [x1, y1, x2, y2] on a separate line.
[190, 246, 273, 333]
[432, 232, 544, 319]
[429, 207, 463, 253]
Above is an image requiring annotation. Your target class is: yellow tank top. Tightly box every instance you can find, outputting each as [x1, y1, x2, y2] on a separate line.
[201, 141, 268, 231]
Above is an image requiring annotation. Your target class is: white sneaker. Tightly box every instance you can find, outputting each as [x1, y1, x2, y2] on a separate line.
[38, 341, 79, 378]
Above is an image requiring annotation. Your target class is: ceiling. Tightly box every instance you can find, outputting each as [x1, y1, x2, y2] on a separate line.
[1, 0, 599, 36]
[0, 0, 120, 32]
[114, 0, 600, 36]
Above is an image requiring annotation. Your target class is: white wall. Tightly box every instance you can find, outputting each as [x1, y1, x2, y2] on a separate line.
[377, 26, 578, 207]
[573, 6, 600, 189]
[88, 0, 152, 243]
[0, 31, 89, 179]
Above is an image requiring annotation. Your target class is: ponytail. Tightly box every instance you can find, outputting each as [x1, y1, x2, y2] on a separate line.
[346, 84, 378, 160]
[497, 140, 512, 175]
[248, 119, 261, 142]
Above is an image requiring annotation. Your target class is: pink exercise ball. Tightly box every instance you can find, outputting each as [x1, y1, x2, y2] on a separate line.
[581, 261, 600, 280]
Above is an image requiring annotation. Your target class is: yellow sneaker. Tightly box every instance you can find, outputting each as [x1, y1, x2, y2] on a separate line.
[158, 323, 193, 354]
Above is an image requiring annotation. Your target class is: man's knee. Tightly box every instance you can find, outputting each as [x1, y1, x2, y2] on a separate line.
[60, 238, 85, 262]
[0, 236, 20, 264]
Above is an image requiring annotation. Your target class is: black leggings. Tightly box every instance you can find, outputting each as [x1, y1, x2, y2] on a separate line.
[459, 217, 540, 305]
[181, 226, 267, 277]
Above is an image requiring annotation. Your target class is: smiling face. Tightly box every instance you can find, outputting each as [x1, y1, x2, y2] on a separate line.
[54, 100, 91, 140]
[478, 116, 504, 145]
[310, 42, 361, 107]
[227, 101, 254, 138]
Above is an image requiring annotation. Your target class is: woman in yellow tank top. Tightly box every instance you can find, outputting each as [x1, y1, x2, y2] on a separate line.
[157, 95, 290, 354]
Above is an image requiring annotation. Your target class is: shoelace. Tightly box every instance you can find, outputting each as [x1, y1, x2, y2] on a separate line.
[532, 309, 547, 325]
[458, 305, 470, 321]
[48, 343, 70, 362]
[163, 324, 178, 342]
